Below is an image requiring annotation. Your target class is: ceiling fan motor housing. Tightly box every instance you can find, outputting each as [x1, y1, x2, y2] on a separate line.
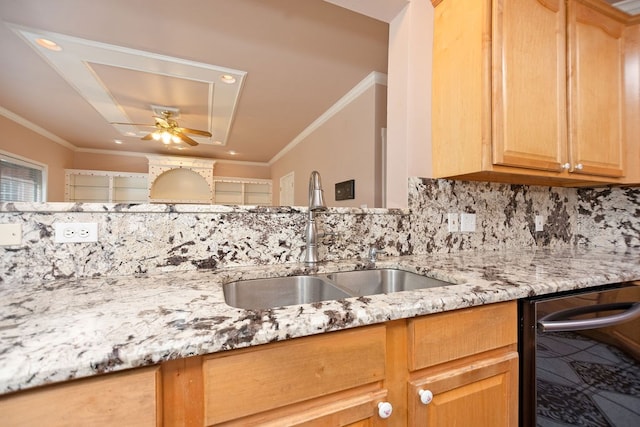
[151, 105, 180, 119]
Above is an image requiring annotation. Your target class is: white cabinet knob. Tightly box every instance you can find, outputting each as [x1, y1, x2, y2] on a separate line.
[574, 163, 584, 170]
[561, 163, 570, 170]
[419, 389, 434, 405]
[378, 401, 393, 419]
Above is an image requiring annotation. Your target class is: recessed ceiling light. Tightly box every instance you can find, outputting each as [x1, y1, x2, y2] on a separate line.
[220, 74, 236, 84]
[228, 150, 238, 155]
[114, 139, 123, 144]
[36, 38, 62, 51]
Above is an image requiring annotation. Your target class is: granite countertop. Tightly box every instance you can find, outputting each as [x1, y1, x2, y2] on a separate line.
[2, 246, 640, 395]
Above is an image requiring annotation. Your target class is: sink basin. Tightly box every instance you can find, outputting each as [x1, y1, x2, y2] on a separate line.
[223, 275, 351, 309]
[223, 269, 455, 309]
[326, 269, 454, 296]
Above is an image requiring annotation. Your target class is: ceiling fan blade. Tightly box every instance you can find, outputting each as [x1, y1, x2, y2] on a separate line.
[110, 122, 155, 127]
[178, 127, 212, 137]
[141, 133, 155, 140]
[177, 132, 199, 146]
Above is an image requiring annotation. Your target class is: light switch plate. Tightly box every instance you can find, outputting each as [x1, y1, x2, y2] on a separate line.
[535, 215, 544, 232]
[447, 213, 459, 232]
[0, 223, 22, 245]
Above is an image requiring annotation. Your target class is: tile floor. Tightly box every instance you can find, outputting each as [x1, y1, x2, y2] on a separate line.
[535, 331, 640, 427]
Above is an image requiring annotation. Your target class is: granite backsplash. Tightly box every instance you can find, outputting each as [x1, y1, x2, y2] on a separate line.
[1, 178, 638, 285]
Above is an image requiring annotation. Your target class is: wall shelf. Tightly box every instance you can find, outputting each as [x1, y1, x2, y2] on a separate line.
[213, 177, 272, 206]
[65, 170, 148, 203]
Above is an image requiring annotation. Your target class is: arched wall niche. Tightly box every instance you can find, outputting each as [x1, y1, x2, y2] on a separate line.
[146, 155, 216, 203]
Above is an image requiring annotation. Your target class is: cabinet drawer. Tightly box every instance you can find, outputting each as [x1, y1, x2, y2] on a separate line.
[0, 367, 160, 427]
[203, 326, 386, 425]
[408, 302, 516, 371]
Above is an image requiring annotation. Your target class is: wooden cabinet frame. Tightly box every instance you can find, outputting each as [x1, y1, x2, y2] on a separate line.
[432, 0, 639, 186]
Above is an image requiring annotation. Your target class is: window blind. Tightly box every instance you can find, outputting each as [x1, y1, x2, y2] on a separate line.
[0, 155, 45, 202]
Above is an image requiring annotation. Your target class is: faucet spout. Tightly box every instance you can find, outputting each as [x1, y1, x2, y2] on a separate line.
[308, 170, 327, 211]
[304, 171, 327, 265]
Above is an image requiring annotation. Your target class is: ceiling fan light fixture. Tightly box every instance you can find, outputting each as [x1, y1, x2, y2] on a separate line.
[151, 131, 161, 141]
[161, 132, 172, 144]
[171, 134, 181, 144]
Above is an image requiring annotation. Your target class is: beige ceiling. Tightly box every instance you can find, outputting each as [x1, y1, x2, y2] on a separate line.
[0, 0, 389, 163]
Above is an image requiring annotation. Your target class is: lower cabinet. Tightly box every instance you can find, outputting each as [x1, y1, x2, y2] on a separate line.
[0, 302, 518, 426]
[405, 302, 519, 427]
[161, 301, 518, 426]
[199, 326, 389, 426]
[0, 366, 161, 427]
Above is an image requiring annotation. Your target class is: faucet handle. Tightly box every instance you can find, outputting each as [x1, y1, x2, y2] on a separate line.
[319, 231, 337, 238]
[368, 247, 387, 263]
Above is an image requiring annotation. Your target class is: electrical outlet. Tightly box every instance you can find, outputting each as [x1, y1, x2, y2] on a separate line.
[0, 223, 22, 246]
[447, 213, 459, 232]
[535, 215, 544, 232]
[54, 222, 98, 243]
[460, 213, 476, 232]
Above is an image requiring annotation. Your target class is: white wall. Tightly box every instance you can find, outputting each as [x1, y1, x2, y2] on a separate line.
[270, 84, 386, 207]
[386, 0, 434, 208]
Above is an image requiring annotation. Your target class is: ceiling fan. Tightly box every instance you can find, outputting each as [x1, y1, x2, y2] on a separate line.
[112, 109, 212, 147]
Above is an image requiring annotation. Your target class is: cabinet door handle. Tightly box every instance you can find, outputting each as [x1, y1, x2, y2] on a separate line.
[419, 389, 434, 405]
[561, 163, 570, 170]
[377, 401, 393, 419]
[574, 163, 584, 170]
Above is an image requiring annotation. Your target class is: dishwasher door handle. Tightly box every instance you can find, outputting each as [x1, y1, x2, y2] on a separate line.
[538, 302, 640, 332]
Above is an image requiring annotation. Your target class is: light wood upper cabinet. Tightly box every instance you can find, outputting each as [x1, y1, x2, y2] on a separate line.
[432, 0, 636, 185]
[568, 0, 625, 177]
[492, 0, 567, 173]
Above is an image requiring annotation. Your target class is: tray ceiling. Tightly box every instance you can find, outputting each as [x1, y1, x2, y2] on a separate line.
[0, 0, 389, 163]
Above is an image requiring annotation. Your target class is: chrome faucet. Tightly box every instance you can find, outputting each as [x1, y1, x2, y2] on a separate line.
[304, 171, 327, 265]
[368, 246, 386, 263]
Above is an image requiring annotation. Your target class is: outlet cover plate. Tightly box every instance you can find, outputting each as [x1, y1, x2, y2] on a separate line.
[54, 222, 98, 243]
[460, 213, 476, 232]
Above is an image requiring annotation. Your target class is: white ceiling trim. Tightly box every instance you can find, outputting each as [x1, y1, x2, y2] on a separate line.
[268, 71, 387, 166]
[9, 24, 247, 146]
[0, 105, 77, 150]
[324, 0, 408, 23]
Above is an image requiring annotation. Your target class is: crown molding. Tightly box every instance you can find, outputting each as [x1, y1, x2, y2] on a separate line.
[268, 71, 387, 166]
[0, 106, 77, 150]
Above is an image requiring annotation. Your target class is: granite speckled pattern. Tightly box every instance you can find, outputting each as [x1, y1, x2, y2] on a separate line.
[409, 178, 577, 253]
[2, 246, 639, 395]
[576, 186, 640, 248]
[2, 177, 640, 396]
[0, 203, 410, 284]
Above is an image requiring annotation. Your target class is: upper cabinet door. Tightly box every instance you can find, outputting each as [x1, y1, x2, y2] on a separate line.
[568, 0, 626, 177]
[492, 0, 568, 172]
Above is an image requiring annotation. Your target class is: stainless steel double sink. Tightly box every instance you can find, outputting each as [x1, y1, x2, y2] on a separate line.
[223, 269, 454, 309]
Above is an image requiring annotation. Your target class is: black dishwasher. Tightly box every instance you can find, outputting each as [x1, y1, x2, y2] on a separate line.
[519, 283, 640, 427]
